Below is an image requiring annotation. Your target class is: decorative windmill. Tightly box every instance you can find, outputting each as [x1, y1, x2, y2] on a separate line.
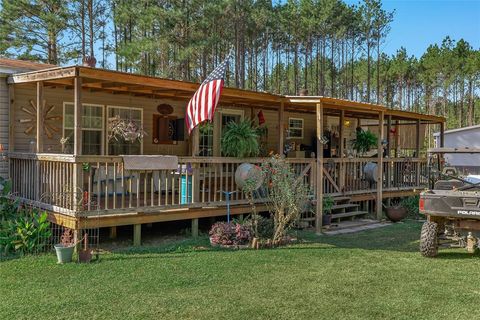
[19, 99, 62, 139]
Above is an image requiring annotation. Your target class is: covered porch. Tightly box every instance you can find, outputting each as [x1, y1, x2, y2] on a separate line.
[6, 65, 445, 241]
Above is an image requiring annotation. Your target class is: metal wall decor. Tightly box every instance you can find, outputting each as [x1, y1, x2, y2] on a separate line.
[19, 99, 61, 139]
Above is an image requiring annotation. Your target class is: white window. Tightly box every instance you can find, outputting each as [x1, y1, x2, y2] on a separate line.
[107, 106, 143, 155]
[288, 118, 304, 139]
[63, 103, 104, 155]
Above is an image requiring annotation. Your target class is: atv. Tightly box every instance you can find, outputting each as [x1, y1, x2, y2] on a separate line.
[419, 148, 480, 257]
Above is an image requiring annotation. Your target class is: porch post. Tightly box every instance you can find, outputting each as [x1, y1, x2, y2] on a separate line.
[8, 85, 15, 154]
[34, 82, 43, 202]
[73, 77, 83, 156]
[376, 111, 384, 220]
[338, 110, 345, 192]
[192, 218, 199, 238]
[278, 101, 285, 155]
[191, 126, 200, 202]
[315, 102, 324, 234]
[394, 120, 400, 157]
[439, 122, 445, 148]
[73, 76, 83, 211]
[415, 119, 421, 156]
[386, 116, 392, 191]
[191, 127, 199, 157]
[36, 82, 43, 152]
[386, 115, 392, 157]
[415, 119, 421, 186]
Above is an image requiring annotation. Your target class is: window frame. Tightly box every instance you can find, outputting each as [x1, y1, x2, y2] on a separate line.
[62, 102, 105, 155]
[287, 117, 304, 139]
[106, 105, 144, 155]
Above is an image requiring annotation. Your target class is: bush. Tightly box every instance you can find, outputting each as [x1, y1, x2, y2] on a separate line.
[261, 155, 311, 243]
[400, 195, 420, 219]
[254, 216, 274, 239]
[209, 222, 252, 246]
[0, 208, 51, 256]
[236, 216, 274, 240]
[0, 178, 52, 256]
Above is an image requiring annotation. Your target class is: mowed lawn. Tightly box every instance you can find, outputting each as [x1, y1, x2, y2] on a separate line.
[2, 221, 480, 320]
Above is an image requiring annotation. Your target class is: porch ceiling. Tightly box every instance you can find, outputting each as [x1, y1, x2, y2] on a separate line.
[8, 65, 284, 108]
[8, 65, 445, 124]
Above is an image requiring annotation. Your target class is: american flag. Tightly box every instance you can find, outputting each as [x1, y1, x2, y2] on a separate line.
[185, 51, 232, 134]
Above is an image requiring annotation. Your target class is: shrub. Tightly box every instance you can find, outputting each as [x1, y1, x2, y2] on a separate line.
[400, 195, 420, 219]
[0, 208, 51, 256]
[261, 155, 311, 243]
[209, 222, 252, 246]
[254, 216, 274, 239]
[236, 216, 274, 240]
[0, 178, 52, 256]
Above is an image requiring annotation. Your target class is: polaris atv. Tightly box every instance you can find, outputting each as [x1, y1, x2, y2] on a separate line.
[419, 148, 480, 257]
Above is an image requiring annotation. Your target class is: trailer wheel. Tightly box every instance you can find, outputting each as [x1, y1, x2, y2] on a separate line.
[420, 221, 438, 257]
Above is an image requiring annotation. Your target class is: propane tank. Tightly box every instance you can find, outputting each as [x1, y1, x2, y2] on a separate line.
[467, 232, 477, 254]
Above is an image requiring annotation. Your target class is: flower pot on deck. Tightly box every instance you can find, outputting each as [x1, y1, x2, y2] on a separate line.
[385, 206, 408, 222]
[54, 244, 75, 264]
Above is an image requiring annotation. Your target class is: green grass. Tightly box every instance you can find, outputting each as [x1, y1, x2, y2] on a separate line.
[2, 221, 480, 320]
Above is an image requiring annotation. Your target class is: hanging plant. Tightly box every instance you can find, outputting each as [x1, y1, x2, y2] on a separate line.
[221, 120, 260, 158]
[108, 116, 147, 143]
[352, 128, 378, 155]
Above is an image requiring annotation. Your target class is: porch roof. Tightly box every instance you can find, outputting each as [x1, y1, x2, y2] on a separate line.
[7, 65, 445, 124]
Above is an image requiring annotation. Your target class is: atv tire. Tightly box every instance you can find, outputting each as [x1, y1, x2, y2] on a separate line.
[420, 221, 438, 257]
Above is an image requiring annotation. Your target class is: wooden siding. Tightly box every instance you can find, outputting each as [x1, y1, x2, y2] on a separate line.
[12, 83, 367, 158]
[12, 84, 192, 155]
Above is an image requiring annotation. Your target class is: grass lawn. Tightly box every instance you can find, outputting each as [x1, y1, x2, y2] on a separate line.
[2, 221, 480, 320]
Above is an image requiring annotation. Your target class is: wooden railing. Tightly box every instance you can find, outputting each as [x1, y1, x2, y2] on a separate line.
[8, 153, 426, 216]
[8, 153, 316, 216]
[322, 157, 428, 196]
[383, 158, 429, 190]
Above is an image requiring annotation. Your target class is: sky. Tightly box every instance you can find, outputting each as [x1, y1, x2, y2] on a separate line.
[345, 0, 480, 57]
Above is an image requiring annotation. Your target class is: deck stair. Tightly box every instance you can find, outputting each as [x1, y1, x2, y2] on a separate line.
[298, 196, 369, 228]
[329, 196, 368, 223]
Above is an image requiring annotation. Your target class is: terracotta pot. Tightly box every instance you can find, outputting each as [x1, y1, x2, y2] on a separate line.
[385, 206, 408, 222]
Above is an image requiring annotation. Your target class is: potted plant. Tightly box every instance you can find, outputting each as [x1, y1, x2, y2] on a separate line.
[322, 195, 335, 226]
[54, 228, 75, 264]
[352, 128, 378, 156]
[385, 196, 418, 222]
[221, 120, 260, 158]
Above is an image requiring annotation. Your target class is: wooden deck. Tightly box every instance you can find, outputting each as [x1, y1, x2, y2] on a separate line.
[9, 152, 428, 230]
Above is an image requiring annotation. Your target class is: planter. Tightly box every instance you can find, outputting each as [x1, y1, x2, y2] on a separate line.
[385, 206, 408, 222]
[54, 244, 75, 264]
[322, 214, 332, 226]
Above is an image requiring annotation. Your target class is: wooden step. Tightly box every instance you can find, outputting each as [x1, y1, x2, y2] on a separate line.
[331, 211, 368, 219]
[300, 217, 316, 221]
[333, 196, 351, 203]
[331, 203, 359, 211]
